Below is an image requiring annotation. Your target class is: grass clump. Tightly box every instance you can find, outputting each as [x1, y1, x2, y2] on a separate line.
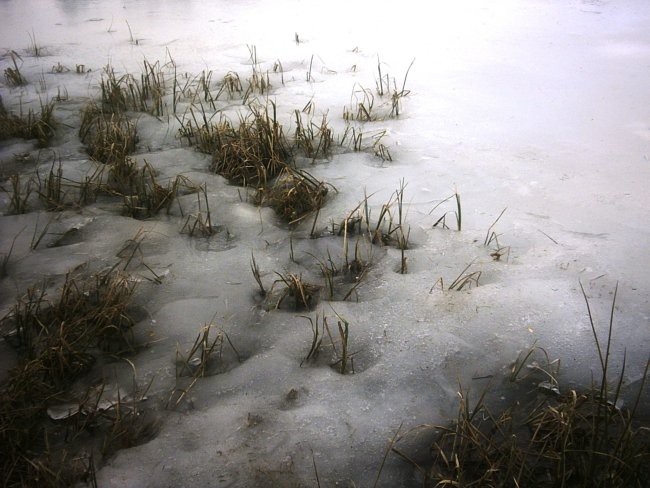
[3, 51, 27, 87]
[167, 322, 240, 409]
[0, 96, 56, 146]
[0, 269, 138, 486]
[335, 181, 410, 260]
[257, 167, 330, 226]
[269, 272, 321, 310]
[210, 103, 290, 187]
[116, 162, 185, 220]
[183, 102, 290, 187]
[100, 62, 166, 116]
[102, 157, 198, 220]
[301, 313, 355, 374]
[391, 285, 650, 488]
[3, 173, 33, 215]
[79, 103, 137, 164]
[316, 244, 370, 302]
[293, 109, 333, 160]
[34, 154, 88, 211]
[181, 183, 214, 237]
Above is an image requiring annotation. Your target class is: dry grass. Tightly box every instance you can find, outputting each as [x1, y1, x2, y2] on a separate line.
[301, 313, 355, 374]
[315, 245, 370, 302]
[116, 162, 186, 220]
[293, 110, 333, 160]
[336, 181, 410, 255]
[391, 285, 650, 488]
[178, 102, 291, 187]
[100, 62, 166, 116]
[0, 269, 140, 486]
[209, 103, 291, 187]
[3, 173, 33, 215]
[79, 103, 137, 164]
[181, 183, 214, 237]
[270, 272, 321, 310]
[3, 51, 27, 87]
[167, 323, 240, 409]
[0, 96, 56, 146]
[257, 167, 330, 226]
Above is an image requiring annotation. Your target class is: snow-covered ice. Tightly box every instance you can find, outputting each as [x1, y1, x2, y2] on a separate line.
[1, 0, 649, 486]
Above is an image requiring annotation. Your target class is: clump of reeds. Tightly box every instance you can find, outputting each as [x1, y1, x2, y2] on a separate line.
[99, 62, 166, 116]
[392, 284, 650, 488]
[35, 154, 75, 211]
[484, 207, 510, 261]
[270, 272, 320, 310]
[0, 269, 138, 485]
[316, 245, 370, 302]
[117, 162, 181, 219]
[4, 51, 27, 86]
[216, 71, 243, 100]
[181, 183, 214, 237]
[448, 260, 481, 291]
[336, 181, 411, 253]
[167, 322, 240, 409]
[344, 85, 377, 122]
[79, 103, 137, 164]
[0, 96, 57, 146]
[208, 103, 291, 187]
[430, 192, 462, 231]
[339, 125, 392, 162]
[293, 109, 333, 160]
[177, 101, 293, 189]
[3, 173, 33, 214]
[100, 390, 159, 457]
[257, 167, 330, 226]
[301, 313, 355, 374]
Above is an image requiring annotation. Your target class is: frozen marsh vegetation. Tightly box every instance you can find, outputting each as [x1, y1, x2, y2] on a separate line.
[0, 0, 649, 486]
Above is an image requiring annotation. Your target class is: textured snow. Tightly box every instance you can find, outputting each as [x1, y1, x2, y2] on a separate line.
[1, 0, 649, 486]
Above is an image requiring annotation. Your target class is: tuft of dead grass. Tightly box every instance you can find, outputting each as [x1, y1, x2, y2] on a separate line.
[270, 272, 321, 311]
[79, 103, 137, 165]
[390, 285, 650, 488]
[257, 167, 330, 226]
[0, 96, 56, 147]
[0, 269, 140, 486]
[210, 103, 291, 187]
[3, 51, 27, 87]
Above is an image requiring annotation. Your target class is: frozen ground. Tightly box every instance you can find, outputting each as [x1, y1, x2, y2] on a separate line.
[1, 0, 649, 486]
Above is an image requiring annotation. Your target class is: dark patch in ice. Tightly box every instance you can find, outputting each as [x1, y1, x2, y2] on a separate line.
[48, 227, 84, 247]
[193, 225, 237, 252]
[279, 386, 309, 410]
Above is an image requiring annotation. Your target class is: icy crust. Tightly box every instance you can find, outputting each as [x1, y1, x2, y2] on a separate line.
[1, 0, 649, 486]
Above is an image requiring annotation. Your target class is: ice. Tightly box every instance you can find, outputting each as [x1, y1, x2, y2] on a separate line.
[1, 0, 649, 486]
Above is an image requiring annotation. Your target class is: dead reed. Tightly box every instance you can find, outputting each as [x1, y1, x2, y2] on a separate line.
[0, 269, 138, 486]
[0, 96, 56, 146]
[336, 181, 410, 253]
[293, 110, 333, 160]
[391, 285, 650, 487]
[3, 173, 33, 214]
[180, 183, 214, 237]
[79, 103, 137, 164]
[100, 61, 166, 116]
[117, 162, 185, 220]
[4, 51, 27, 86]
[270, 272, 321, 310]
[208, 103, 291, 187]
[301, 313, 355, 374]
[167, 322, 239, 409]
[430, 192, 462, 231]
[257, 167, 330, 226]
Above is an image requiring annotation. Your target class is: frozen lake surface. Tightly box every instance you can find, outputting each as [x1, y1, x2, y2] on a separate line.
[1, 0, 649, 486]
